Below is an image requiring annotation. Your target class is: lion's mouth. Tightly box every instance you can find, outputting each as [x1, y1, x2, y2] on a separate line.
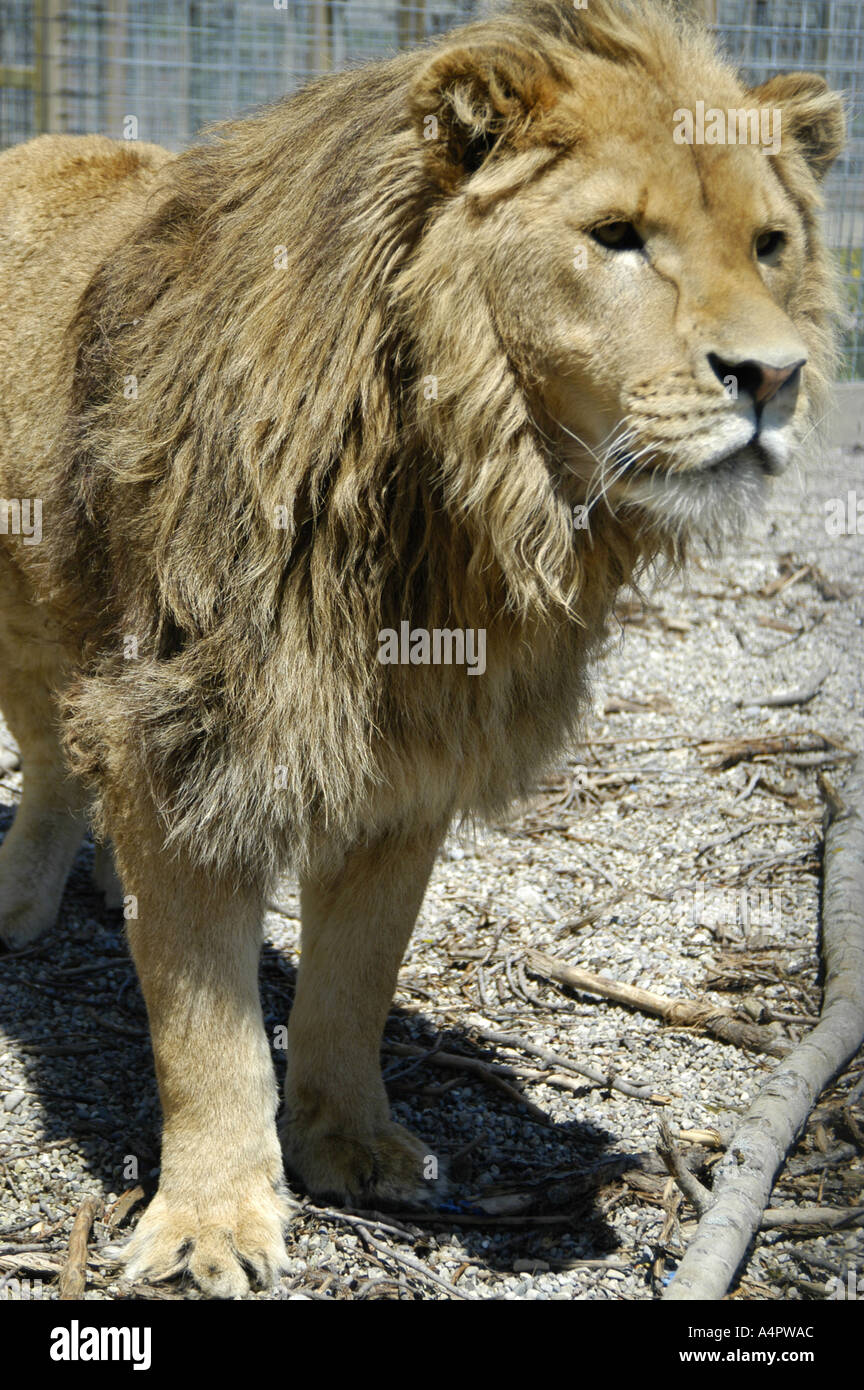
[567, 414, 795, 538]
[612, 441, 779, 539]
[614, 432, 783, 482]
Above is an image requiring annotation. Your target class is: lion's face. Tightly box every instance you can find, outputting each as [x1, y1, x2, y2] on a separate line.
[411, 4, 844, 542]
[491, 106, 812, 529]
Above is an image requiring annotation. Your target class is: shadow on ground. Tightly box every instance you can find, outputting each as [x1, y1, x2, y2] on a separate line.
[0, 807, 633, 1292]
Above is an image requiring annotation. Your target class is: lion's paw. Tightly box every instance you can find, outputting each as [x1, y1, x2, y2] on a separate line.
[0, 882, 60, 949]
[105, 1182, 295, 1298]
[282, 1118, 446, 1207]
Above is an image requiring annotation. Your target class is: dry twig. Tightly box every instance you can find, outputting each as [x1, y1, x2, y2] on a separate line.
[527, 951, 789, 1057]
[760, 1205, 864, 1230]
[383, 1042, 550, 1122]
[469, 1024, 664, 1101]
[736, 666, 830, 711]
[58, 1195, 101, 1300]
[656, 1120, 714, 1217]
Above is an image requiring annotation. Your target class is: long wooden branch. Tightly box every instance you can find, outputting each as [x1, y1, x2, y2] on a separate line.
[664, 759, 864, 1301]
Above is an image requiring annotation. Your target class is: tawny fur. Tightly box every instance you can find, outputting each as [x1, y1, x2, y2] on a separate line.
[2, 0, 842, 885]
[0, 0, 844, 1295]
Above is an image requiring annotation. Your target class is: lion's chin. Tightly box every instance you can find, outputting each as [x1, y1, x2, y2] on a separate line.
[619, 446, 774, 543]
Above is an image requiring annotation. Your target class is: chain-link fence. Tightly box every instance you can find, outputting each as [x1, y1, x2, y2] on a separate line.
[0, 1, 861, 374]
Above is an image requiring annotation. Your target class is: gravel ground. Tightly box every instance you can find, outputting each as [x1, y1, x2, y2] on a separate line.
[1, 445, 862, 1302]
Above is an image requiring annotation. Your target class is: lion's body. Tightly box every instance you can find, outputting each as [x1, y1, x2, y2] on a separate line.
[0, 0, 843, 1295]
[0, 87, 632, 890]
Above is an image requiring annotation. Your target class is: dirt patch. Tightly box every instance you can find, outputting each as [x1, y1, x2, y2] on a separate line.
[1, 446, 862, 1301]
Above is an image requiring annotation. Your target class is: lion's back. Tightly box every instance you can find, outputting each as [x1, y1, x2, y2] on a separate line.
[0, 134, 173, 504]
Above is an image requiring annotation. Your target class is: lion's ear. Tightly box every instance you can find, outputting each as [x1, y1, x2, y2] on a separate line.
[409, 41, 565, 185]
[751, 73, 845, 179]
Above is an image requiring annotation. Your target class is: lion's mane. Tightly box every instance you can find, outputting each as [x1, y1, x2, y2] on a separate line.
[41, 0, 838, 884]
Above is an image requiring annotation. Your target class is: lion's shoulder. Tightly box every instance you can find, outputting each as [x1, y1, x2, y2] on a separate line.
[0, 133, 173, 240]
[0, 132, 171, 185]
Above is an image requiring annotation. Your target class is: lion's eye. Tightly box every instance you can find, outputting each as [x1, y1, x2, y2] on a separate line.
[590, 221, 644, 252]
[755, 230, 785, 259]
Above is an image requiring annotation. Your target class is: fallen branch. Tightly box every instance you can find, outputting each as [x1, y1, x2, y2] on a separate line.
[656, 1120, 714, 1217]
[665, 758, 864, 1301]
[0, 1252, 63, 1277]
[383, 1042, 550, 1122]
[756, 561, 811, 598]
[58, 1195, 101, 1300]
[699, 732, 842, 770]
[106, 1186, 146, 1231]
[527, 951, 788, 1057]
[759, 1205, 864, 1230]
[355, 1226, 474, 1300]
[469, 1024, 664, 1101]
[736, 665, 830, 711]
[394, 999, 667, 1099]
[654, 1140, 862, 1233]
[386, 1040, 661, 1107]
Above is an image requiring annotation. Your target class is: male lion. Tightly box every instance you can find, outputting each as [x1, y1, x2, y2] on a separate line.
[0, 0, 844, 1295]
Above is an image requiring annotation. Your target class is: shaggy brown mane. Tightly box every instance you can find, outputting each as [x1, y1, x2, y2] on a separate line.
[36, 0, 837, 887]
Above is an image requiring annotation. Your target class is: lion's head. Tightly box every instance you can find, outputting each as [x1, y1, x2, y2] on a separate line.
[404, 0, 844, 549]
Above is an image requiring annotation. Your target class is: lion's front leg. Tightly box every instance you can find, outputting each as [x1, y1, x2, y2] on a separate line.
[107, 813, 292, 1297]
[281, 827, 445, 1205]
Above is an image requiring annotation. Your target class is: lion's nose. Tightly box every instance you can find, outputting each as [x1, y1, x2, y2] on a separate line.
[708, 353, 806, 406]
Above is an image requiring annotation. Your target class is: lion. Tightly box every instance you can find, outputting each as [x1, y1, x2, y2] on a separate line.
[0, 0, 844, 1295]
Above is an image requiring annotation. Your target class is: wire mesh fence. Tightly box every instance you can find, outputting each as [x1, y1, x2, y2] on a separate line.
[713, 2, 864, 377]
[0, 1, 477, 149]
[0, 0, 861, 375]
